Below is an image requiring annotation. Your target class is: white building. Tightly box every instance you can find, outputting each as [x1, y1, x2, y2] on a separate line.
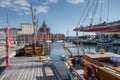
[9, 28, 18, 44]
[0, 28, 6, 41]
[18, 23, 32, 35]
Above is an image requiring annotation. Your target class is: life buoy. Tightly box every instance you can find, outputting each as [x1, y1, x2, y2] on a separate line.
[86, 64, 98, 80]
[6, 37, 11, 48]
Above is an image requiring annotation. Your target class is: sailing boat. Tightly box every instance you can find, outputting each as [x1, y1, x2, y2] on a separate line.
[63, 0, 120, 80]
[24, 6, 44, 56]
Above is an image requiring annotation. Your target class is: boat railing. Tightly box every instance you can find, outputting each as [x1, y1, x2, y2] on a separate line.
[63, 45, 83, 57]
[65, 60, 85, 80]
[93, 59, 120, 74]
[84, 59, 120, 79]
[103, 66, 120, 74]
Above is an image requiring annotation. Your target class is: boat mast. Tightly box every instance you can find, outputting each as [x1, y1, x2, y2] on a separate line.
[31, 5, 37, 44]
[76, 29, 80, 55]
[30, 5, 38, 55]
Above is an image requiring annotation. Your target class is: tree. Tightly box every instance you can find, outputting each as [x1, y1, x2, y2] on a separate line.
[95, 35, 100, 39]
[101, 34, 109, 39]
[112, 34, 119, 39]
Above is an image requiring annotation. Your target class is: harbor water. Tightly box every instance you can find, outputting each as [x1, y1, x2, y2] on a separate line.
[49, 42, 120, 60]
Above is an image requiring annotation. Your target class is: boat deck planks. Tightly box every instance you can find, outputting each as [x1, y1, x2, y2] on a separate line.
[0, 56, 61, 80]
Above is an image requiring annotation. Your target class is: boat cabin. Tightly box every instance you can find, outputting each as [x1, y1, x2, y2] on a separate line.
[83, 51, 120, 80]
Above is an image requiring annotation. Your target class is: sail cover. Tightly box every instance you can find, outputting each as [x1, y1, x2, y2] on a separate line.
[74, 23, 120, 33]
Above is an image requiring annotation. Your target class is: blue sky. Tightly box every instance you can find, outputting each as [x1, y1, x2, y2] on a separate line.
[0, 0, 120, 36]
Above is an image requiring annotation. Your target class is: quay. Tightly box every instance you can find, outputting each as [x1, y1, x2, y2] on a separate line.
[0, 46, 23, 57]
[0, 46, 23, 65]
[0, 45, 69, 80]
[0, 56, 65, 80]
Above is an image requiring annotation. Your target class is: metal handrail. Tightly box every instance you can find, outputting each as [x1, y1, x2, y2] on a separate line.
[65, 60, 85, 80]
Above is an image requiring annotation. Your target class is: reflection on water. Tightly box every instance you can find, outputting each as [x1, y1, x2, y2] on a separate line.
[45, 42, 120, 60]
[44, 42, 51, 55]
[49, 42, 66, 60]
[82, 45, 96, 53]
[96, 44, 120, 54]
[112, 46, 120, 54]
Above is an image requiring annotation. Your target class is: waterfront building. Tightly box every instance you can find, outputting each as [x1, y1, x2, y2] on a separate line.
[0, 28, 20, 44]
[17, 23, 33, 44]
[38, 20, 52, 41]
[16, 21, 66, 43]
[38, 20, 50, 34]
[17, 21, 53, 43]
[17, 34, 33, 44]
[53, 33, 65, 41]
[0, 28, 6, 41]
[18, 23, 32, 35]
[9, 28, 19, 44]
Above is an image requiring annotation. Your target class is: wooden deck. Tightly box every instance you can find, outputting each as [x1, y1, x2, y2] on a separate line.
[0, 56, 62, 80]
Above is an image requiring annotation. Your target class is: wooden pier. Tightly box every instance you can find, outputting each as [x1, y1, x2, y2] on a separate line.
[0, 56, 65, 80]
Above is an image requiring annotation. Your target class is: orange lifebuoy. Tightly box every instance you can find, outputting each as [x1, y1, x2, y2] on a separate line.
[86, 64, 97, 80]
[6, 37, 11, 48]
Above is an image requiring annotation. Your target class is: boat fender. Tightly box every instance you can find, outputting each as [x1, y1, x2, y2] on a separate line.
[86, 64, 98, 80]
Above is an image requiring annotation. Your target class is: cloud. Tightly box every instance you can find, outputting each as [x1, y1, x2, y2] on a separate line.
[0, 0, 12, 7]
[0, 0, 57, 15]
[99, 0, 104, 3]
[13, 0, 30, 7]
[43, 0, 58, 5]
[0, 0, 30, 13]
[34, 6, 49, 14]
[67, 0, 85, 4]
[47, 0, 58, 3]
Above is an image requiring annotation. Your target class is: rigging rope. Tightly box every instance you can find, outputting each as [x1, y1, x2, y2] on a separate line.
[107, 0, 110, 22]
[77, 0, 99, 27]
[74, 0, 111, 30]
[75, 0, 90, 28]
[89, 0, 99, 27]
[98, 0, 103, 23]
[82, 0, 96, 24]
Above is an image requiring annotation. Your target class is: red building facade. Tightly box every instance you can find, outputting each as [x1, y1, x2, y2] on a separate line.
[17, 21, 53, 44]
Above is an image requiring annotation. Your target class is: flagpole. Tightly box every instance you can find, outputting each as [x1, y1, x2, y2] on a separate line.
[6, 14, 10, 67]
